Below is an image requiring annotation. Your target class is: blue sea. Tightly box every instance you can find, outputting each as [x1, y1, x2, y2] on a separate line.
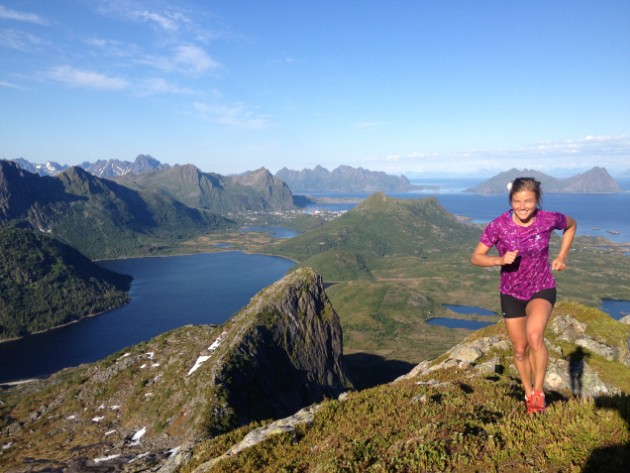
[305, 177, 630, 245]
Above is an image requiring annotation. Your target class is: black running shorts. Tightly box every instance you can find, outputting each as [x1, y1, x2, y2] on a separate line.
[500, 288, 557, 318]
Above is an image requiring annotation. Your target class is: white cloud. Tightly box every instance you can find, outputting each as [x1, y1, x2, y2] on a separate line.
[48, 65, 129, 90]
[173, 44, 220, 75]
[140, 44, 220, 76]
[0, 6, 49, 25]
[212, 102, 270, 129]
[0, 29, 49, 51]
[0, 80, 21, 89]
[192, 102, 210, 114]
[85, 37, 139, 58]
[133, 9, 179, 32]
[379, 135, 630, 176]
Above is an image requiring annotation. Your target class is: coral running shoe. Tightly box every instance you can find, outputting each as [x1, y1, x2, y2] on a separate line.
[526, 389, 546, 414]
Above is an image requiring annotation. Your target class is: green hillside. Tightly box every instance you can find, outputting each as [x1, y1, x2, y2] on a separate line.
[267, 193, 479, 280]
[265, 193, 630, 386]
[0, 226, 131, 339]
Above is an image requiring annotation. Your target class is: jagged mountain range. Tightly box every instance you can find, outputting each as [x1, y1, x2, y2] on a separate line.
[114, 164, 296, 213]
[13, 156, 418, 194]
[275, 165, 415, 193]
[12, 154, 169, 178]
[0, 160, 235, 259]
[472, 166, 620, 194]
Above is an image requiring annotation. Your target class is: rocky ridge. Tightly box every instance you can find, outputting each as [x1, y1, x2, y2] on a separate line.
[0, 267, 349, 472]
[182, 301, 629, 471]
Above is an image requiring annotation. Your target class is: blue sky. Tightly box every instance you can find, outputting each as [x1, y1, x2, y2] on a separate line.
[1, 0, 629, 177]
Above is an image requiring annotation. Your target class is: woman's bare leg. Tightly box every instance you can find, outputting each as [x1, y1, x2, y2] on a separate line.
[504, 316, 533, 396]
[525, 298, 553, 392]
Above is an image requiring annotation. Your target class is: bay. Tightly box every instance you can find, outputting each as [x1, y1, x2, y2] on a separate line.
[0, 252, 295, 384]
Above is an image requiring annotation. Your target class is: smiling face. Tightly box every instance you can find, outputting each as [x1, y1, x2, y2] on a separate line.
[511, 190, 538, 225]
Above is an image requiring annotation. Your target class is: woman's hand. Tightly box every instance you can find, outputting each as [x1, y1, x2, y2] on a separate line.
[551, 257, 567, 271]
[471, 243, 519, 267]
[500, 250, 519, 266]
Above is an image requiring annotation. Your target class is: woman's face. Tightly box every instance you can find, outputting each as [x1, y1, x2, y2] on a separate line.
[511, 190, 538, 224]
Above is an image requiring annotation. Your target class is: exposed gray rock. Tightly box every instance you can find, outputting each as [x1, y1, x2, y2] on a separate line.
[192, 404, 323, 473]
[575, 337, 618, 361]
[545, 358, 617, 398]
[475, 357, 502, 375]
[551, 314, 586, 341]
[450, 345, 483, 363]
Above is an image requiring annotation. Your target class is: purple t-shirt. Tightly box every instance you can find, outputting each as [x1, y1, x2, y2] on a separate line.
[479, 209, 568, 300]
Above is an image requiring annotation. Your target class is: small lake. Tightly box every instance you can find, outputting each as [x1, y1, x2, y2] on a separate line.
[427, 304, 498, 330]
[600, 298, 630, 320]
[0, 252, 295, 384]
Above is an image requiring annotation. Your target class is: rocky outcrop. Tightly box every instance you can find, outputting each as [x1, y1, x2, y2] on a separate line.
[0, 267, 349, 472]
[399, 304, 629, 399]
[551, 313, 630, 366]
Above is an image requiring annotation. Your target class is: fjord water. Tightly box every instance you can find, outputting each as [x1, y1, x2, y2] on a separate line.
[0, 252, 294, 384]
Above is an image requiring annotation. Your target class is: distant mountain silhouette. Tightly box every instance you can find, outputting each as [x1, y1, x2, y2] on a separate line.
[11, 155, 168, 178]
[472, 167, 620, 194]
[276, 165, 414, 193]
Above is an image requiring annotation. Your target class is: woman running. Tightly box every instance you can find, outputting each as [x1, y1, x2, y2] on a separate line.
[471, 177, 577, 413]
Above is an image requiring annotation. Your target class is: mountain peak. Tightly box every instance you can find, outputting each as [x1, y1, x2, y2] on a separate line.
[473, 167, 620, 194]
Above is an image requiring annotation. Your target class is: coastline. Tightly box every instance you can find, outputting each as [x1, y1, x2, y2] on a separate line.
[0, 300, 131, 346]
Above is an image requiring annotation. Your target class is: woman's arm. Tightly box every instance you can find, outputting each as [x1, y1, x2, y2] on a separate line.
[552, 216, 577, 271]
[471, 242, 518, 267]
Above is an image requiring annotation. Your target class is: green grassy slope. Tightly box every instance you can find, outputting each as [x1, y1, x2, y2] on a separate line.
[183, 302, 630, 473]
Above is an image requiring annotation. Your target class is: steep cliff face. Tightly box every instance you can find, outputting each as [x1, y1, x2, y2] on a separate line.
[0, 267, 349, 472]
[214, 267, 349, 427]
